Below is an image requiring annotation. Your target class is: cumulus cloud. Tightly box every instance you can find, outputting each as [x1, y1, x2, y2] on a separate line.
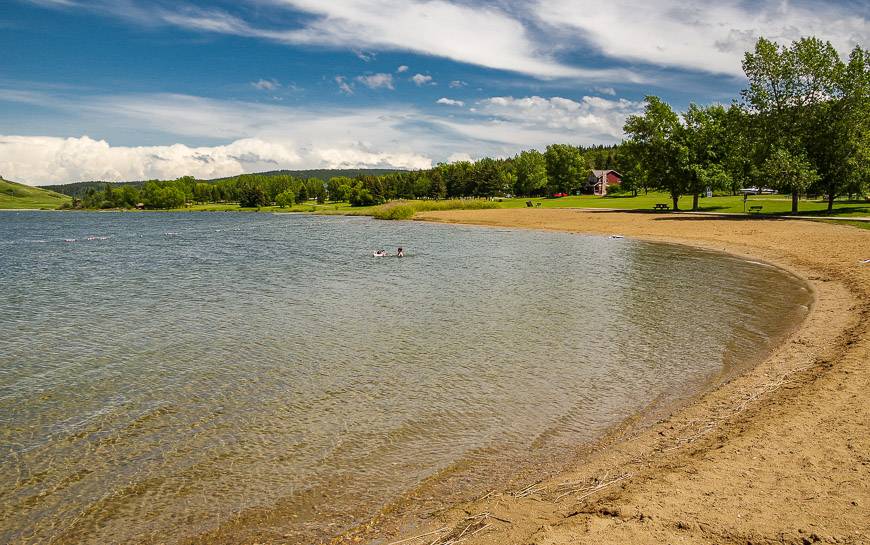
[448, 80, 467, 88]
[355, 73, 394, 90]
[411, 73, 433, 86]
[0, 136, 299, 183]
[251, 78, 280, 91]
[534, 0, 868, 76]
[0, 90, 641, 184]
[396, 65, 409, 73]
[0, 135, 432, 184]
[477, 95, 641, 140]
[436, 97, 465, 107]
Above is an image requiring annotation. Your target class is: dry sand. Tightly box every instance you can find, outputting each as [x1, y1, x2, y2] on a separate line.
[343, 209, 870, 545]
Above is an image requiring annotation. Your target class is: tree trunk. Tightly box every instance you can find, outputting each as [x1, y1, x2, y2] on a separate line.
[672, 194, 680, 211]
[791, 191, 799, 213]
[692, 193, 699, 211]
[827, 189, 835, 212]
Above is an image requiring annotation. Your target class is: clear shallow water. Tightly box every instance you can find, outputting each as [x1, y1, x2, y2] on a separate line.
[0, 211, 810, 543]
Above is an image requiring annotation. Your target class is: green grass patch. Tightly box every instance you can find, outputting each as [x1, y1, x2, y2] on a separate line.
[495, 192, 870, 217]
[365, 199, 501, 220]
[0, 178, 71, 209]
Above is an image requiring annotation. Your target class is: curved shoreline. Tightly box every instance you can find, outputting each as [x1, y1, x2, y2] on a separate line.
[344, 209, 870, 545]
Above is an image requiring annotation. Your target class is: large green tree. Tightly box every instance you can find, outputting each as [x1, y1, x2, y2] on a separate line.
[741, 36, 869, 212]
[513, 149, 548, 196]
[544, 144, 587, 194]
[682, 103, 732, 210]
[623, 96, 687, 210]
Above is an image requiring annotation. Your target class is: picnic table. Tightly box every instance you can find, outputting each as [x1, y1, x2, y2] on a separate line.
[749, 205, 763, 213]
[654, 203, 670, 211]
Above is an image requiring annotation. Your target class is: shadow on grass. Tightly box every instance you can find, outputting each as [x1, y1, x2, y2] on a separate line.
[795, 206, 870, 217]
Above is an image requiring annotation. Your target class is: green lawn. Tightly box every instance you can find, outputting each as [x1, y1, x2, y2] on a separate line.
[0, 178, 71, 209]
[496, 192, 870, 218]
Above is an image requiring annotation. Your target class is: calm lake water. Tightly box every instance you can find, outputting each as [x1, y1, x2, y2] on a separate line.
[0, 211, 810, 544]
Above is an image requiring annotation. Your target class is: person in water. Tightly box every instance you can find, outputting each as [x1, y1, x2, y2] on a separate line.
[397, 247, 404, 257]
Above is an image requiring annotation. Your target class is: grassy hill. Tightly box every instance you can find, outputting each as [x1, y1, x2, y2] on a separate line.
[0, 177, 71, 209]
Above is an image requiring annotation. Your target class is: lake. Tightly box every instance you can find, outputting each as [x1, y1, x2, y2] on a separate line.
[0, 211, 811, 543]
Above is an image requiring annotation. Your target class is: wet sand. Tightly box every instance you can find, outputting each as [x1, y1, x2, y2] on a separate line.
[347, 209, 870, 545]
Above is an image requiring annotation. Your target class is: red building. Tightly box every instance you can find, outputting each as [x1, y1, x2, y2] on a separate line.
[586, 170, 623, 196]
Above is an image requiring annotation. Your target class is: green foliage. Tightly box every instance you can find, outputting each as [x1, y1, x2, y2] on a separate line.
[742, 37, 870, 210]
[623, 96, 688, 209]
[544, 144, 587, 194]
[275, 189, 296, 208]
[237, 178, 269, 208]
[513, 150, 548, 196]
[368, 199, 500, 220]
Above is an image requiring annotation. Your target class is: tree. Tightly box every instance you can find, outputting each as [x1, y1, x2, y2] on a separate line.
[514, 150, 548, 196]
[544, 144, 586, 194]
[761, 147, 819, 211]
[237, 179, 268, 207]
[741, 36, 854, 212]
[296, 183, 309, 203]
[275, 189, 295, 208]
[623, 96, 687, 210]
[682, 103, 731, 210]
[327, 177, 354, 201]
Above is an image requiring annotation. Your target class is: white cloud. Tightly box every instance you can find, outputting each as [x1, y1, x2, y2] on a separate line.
[0, 91, 641, 184]
[447, 152, 473, 163]
[266, 0, 618, 79]
[335, 75, 354, 94]
[397, 65, 409, 73]
[411, 73, 433, 86]
[535, 0, 869, 76]
[355, 73, 394, 90]
[354, 49, 376, 62]
[436, 97, 465, 107]
[251, 78, 280, 91]
[101, 0, 635, 80]
[448, 80, 467, 88]
[593, 86, 616, 96]
[477, 96, 643, 143]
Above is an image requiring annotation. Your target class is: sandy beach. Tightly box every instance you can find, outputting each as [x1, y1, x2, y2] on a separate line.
[343, 209, 870, 545]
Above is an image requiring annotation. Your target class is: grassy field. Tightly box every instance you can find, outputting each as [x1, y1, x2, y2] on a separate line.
[0, 178, 71, 209]
[496, 192, 870, 217]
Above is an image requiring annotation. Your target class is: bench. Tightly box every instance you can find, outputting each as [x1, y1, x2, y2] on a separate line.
[526, 200, 533, 207]
[535, 202, 542, 207]
[749, 205, 763, 213]
[654, 203, 670, 211]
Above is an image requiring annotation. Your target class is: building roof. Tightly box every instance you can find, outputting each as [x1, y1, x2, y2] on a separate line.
[591, 169, 623, 178]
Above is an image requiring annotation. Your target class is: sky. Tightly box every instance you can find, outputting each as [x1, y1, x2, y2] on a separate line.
[0, 0, 867, 185]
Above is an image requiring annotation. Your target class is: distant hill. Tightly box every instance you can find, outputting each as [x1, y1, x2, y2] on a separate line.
[208, 168, 408, 182]
[40, 168, 409, 197]
[39, 180, 141, 199]
[0, 177, 71, 209]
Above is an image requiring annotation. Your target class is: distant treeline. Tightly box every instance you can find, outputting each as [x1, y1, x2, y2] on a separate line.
[55, 145, 630, 210]
[52, 36, 868, 212]
[42, 168, 407, 199]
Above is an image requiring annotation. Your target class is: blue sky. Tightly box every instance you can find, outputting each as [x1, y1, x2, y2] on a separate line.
[1, 0, 866, 184]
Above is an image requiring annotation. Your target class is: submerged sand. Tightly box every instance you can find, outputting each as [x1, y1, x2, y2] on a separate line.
[341, 209, 870, 545]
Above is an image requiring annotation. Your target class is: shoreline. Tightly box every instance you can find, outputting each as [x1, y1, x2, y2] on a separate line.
[343, 209, 869, 545]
